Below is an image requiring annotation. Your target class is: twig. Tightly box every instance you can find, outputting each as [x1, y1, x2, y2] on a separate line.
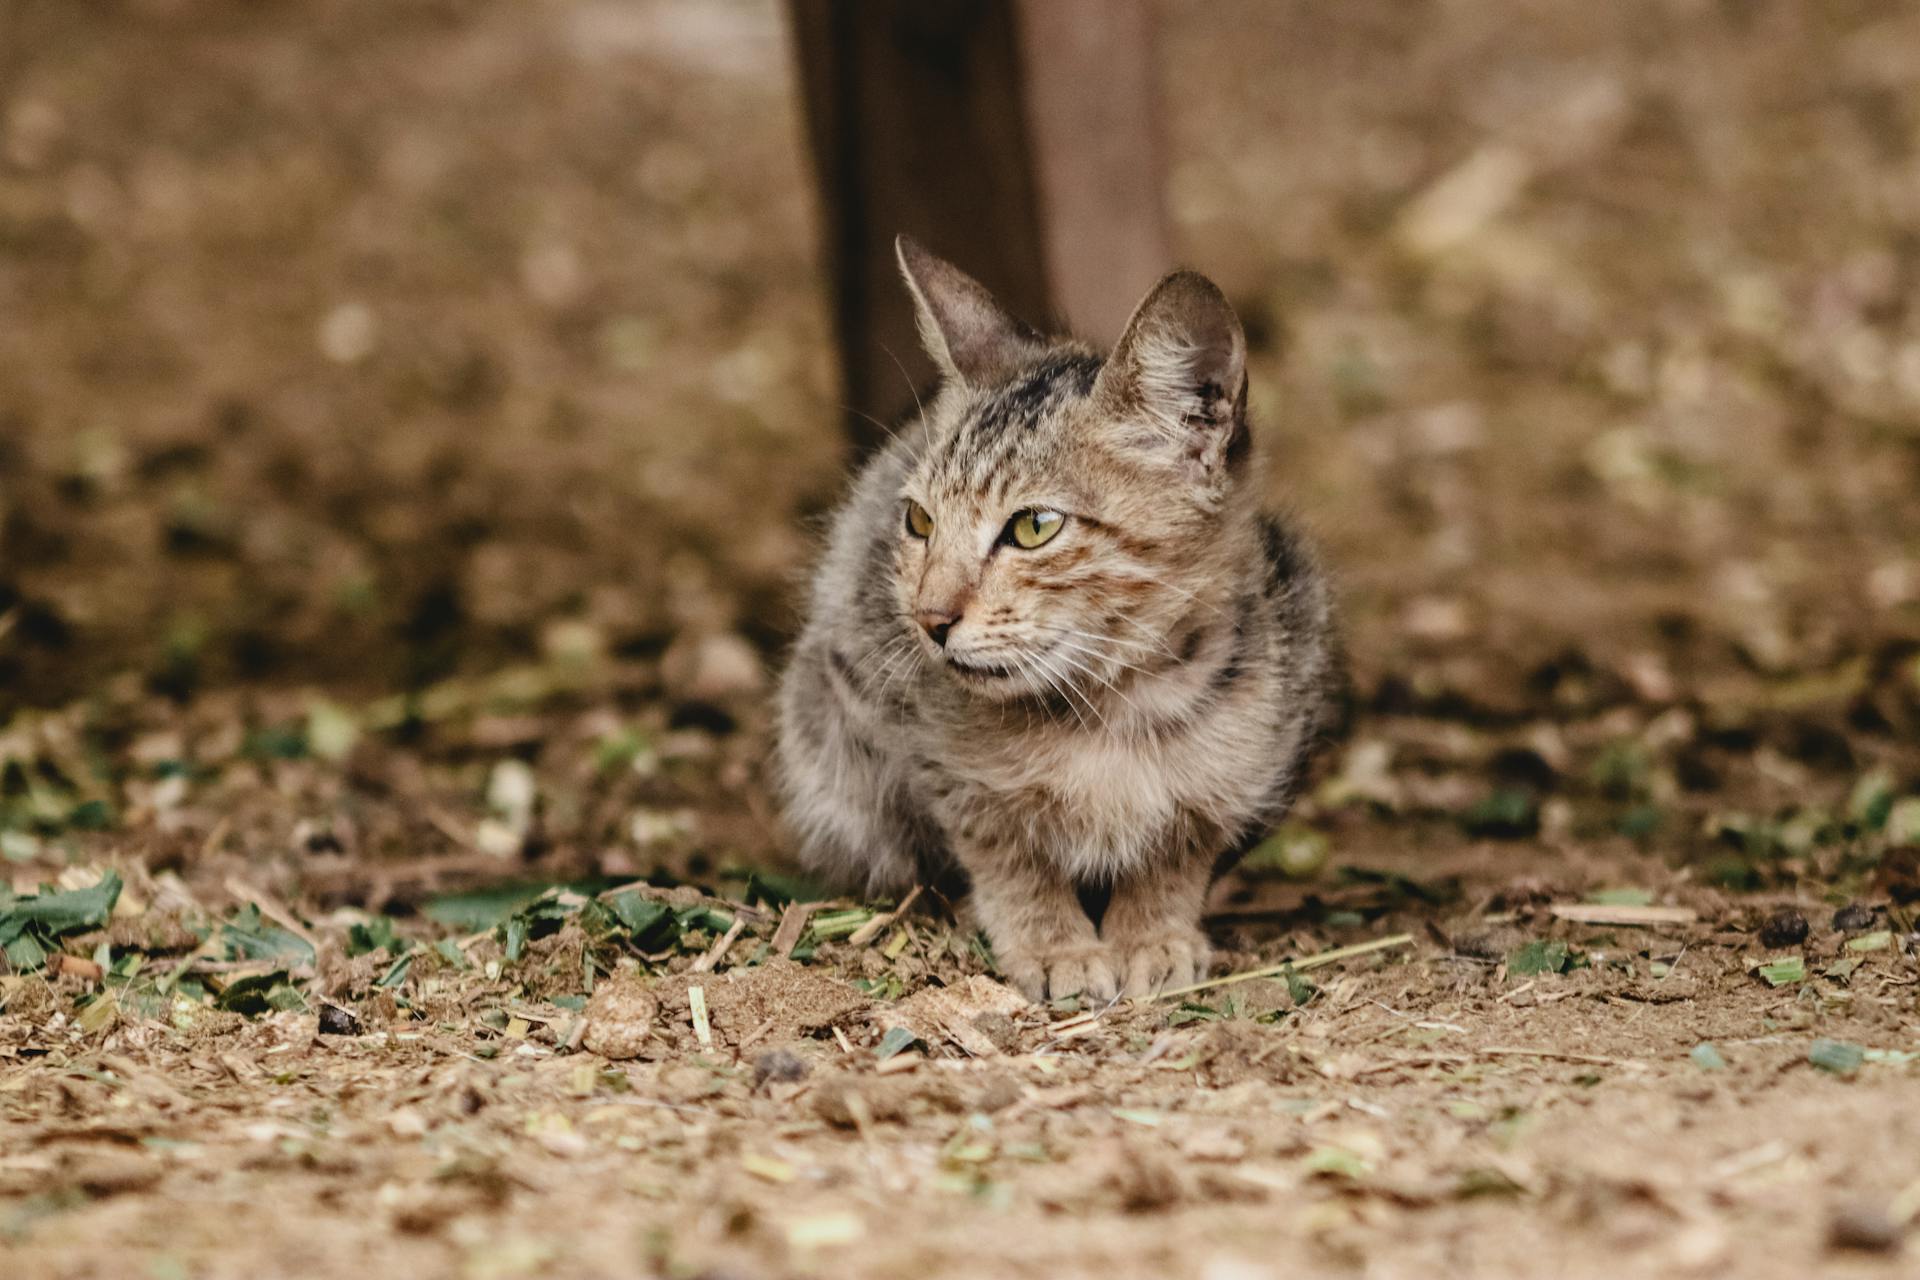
[1548, 903, 1697, 927]
[690, 918, 747, 973]
[1155, 932, 1417, 1001]
[421, 805, 477, 850]
[846, 885, 923, 947]
[198, 816, 232, 860]
[772, 902, 825, 957]
[44, 953, 104, 982]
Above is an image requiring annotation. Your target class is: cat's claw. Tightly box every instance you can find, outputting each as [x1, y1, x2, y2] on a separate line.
[1113, 930, 1211, 998]
[1002, 943, 1119, 1004]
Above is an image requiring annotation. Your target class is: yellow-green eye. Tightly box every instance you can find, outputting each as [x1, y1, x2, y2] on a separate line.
[1009, 509, 1065, 549]
[905, 500, 934, 539]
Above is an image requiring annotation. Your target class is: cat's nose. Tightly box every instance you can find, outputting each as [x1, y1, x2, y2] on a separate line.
[915, 607, 960, 647]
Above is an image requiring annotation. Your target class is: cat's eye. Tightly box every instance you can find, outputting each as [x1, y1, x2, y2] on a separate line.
[904, 500, 934, 539]
[1007, 509, 1065, 549]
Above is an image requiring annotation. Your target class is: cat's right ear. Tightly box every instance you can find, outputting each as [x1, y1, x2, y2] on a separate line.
[896, 235, 1043, 390]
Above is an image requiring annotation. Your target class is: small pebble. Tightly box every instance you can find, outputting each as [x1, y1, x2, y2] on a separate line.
[1829, 1204, 1904, 1253]
[1833, 903, 1877, 932]
[1759, 908, 1809, 949]
[317, 1004, 363, 1036]
[751, 1048, 809, 1090]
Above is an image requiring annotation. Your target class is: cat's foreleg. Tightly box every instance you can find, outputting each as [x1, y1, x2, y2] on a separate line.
[959, 841, 1117, 1003]
[1099, 856, 1213, 997]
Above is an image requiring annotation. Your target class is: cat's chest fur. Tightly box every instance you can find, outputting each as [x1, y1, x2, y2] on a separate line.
[914, 669, 1277, 880]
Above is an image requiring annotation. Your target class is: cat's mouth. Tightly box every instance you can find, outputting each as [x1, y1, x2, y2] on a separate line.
[943, 653, 1021, 682]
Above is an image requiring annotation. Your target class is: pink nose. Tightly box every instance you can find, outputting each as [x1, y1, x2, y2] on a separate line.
[915, 607, 960, 646]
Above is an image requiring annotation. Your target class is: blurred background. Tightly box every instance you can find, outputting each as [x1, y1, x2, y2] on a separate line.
[2, 0, 1918, 896]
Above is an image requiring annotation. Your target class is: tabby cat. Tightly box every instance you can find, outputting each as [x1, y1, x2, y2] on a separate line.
[775, 237, 1340, 1000]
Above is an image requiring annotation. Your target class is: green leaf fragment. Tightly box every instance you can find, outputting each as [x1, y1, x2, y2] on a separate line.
[1243, 824, 1331, 879]
[1848, 770, 1896, 831]
[218, 905, 315, 966]
[604, 891, 673, 942]
[347, 916, 402, 957]
[1303, 1145, 1370, 1179]
[874, 1026, 921, 1060]
[4, 932, 50, 970]
[1507, 940, 1573, 976]
[1689, 1042, 1727, 1071]
[215, 971, 306, 1015]
[676, 905, 735, 936]
[1284, 965, 1320, 1006]
[1463, 789, 1539, 838]
[1864, 1048, 1920, 1065]
[305, 699, 360, 762]
[1586, 888, 1654, 906]
[809, 909, 874, 941]
[1455, 1167, 1526, 1198]
[1810, 1038, 1865, 1075]
[1755, 956, 1806, 987]
[4, 872, 123, 933]
[0, 873, 123, 973]
[375, 952, 414, 989]
[423, 884, 552, 930]
[1846, 930, 1893, 953]
[1887, 797, 1920, 845]
[1168, 1002, 1224, 1027]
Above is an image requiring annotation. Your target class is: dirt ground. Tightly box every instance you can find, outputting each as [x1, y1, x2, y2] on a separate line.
[6, 1, 1920, 1277]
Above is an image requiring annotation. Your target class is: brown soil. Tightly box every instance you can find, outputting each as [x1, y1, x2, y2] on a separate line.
[6, 2, 1920, 1278]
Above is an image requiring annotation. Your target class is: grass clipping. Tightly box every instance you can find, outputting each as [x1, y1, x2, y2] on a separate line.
[1156, 933, 1415, 1001]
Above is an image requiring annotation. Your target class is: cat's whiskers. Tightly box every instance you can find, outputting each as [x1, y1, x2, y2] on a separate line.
[875, 642, 926, 706]
[864, 630, 923, 705]
[1118, 570, 1235, 624]
[880, 343, 928, 427]
[849, 629, 914, 681]
[1106, 610, 1184, 660]
[1034, 620, 1174, 666]
[1044, 641, 1149, 725]
[1040, 629, 1158, 678]
[1013, 648, 1093, 733]
[1030, 645, 1109, 733]
[841, 403, 903, 445]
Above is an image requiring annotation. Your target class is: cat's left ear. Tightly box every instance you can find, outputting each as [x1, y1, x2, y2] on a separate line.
[1090, 270, 1249, 482]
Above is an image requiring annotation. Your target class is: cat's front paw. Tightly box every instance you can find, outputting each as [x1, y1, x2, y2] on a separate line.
[1110, 927, 1211, 998]
[999, 942, 1119, 1004]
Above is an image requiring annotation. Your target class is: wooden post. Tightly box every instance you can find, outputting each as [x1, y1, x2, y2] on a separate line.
[788, 0, 1169, 453]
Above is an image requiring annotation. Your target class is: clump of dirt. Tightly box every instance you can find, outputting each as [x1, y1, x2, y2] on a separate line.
[581, 974, 658, 1060]
[648, 958, 867, 1053]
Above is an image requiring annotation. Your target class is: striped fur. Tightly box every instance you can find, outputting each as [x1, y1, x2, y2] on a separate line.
[775, 239, 1341, 1000]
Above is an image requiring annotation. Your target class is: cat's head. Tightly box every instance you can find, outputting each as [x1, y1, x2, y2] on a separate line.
[891, 235, 1252, 705]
